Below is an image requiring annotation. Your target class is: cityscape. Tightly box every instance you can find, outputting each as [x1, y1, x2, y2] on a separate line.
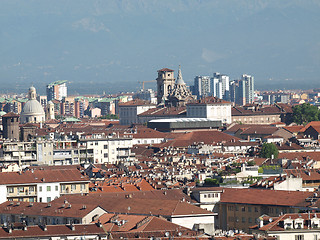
[1, 1, 320, 239]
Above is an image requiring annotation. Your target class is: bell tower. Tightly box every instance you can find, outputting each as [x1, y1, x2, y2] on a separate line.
[156, 68, 175, 105]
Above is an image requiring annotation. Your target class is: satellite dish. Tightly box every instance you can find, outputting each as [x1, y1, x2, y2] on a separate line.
[178, 232, 182, 236]
[165, 232, 170, 237]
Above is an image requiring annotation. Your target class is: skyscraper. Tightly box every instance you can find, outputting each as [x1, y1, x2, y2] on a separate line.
[46, 80, 68, 101]
[193, 76, 211, 98]
[210, 72, 229, 100]
[242, 74, 254, 104]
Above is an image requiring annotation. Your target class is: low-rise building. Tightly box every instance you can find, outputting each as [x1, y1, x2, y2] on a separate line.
[0, 167, 90, 203]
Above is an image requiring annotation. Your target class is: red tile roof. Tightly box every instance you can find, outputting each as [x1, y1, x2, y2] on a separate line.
[220, 188, 314, 207]
[158, 68, 174, 72]
[0, 168, 89, 185]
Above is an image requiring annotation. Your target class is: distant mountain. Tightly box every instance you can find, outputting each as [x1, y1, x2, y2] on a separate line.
[0, 0, 319, 94]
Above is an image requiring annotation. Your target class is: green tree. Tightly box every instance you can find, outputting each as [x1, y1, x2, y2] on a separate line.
[260, 143, 279, 159]
[292, 103, 320, 125]
[204, 178, 219, 186]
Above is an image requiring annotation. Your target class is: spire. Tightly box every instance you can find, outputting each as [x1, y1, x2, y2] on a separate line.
[176, 65, 185, 85]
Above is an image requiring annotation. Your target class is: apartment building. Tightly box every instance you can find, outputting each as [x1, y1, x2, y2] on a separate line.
[0, 168, 90, 203]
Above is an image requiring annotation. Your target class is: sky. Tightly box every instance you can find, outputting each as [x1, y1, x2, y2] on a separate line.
[1, 0, 319, 95]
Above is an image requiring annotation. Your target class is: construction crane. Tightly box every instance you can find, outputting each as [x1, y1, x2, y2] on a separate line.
[138, 80, 156, 90]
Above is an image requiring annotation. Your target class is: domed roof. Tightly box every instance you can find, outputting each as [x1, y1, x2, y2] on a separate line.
[21, 99, 45, 115]
[29, 86, 36, 91]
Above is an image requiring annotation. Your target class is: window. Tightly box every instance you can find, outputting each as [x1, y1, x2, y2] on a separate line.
[80, 184, 86, 191]
[255, 207, 258, 212]
[295, 235, 304, 240]
[242, 217, 246, 223]
[241, 206, 245, 212]
[7, 187, 14, 193]
[204, 194, 207, 198]
[104, 153, 108, 158]
[61, 185, 66, 191]
[47, 186, 51, 192]
[18, 187, 24, 193]
[248, 206, 252, 212]
[29, 186, 35, 192]
[55, 186, 58, 191]
[248, 217, 252, 223]
[47, 197, 51, 202]
[235, 205, 239, 211]
[39, 186, 42, 192]
[71, 184, 76, 191]
[104, 145, 108, 149]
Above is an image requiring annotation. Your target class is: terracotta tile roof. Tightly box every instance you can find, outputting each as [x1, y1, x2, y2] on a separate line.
[232, 104, 290, 116]
[225, 124, 271, 134]
[0, 168, 89, 185]
[239, 126, 278, 135]
[158, 68, 174, 72]
[0, 201, 101, 218]
[300, 121, 320, 132]
[119, 99, 155, 106]
[278, 151, 320, 161]
[259, 213, 320, 232]
[220, 188, 314, 207]
[187, 96, 231, 105]
[52, 191, 204, 217]
[138, 106, 186, 116]
[284, 169, 320, 181]
[0, 224, 106, 239]
[1, 112, 19, 118]
[283, 125, 304, 134]
[157, 130, 240, 148]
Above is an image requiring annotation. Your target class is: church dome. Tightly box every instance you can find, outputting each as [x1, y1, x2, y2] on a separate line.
[20, 86, 45, 124]
[22, 100, 45, 115]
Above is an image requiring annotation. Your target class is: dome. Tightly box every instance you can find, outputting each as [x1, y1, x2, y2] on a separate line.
[22, 100, 45, 115]
[29, 86, 36, 92]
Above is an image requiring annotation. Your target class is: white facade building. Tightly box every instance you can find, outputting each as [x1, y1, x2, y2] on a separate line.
[79, 138, 134, 164]
[119, 100, 156, 125]
[187, 97, 232, 124]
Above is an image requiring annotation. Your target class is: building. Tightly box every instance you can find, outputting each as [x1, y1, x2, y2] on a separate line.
[0, 201, 106, 225]
[133, 89, 157, 104]
[78, 138, 134, 164]
[20, 87, 45, 124]
[46, 80, 67, 101]
[166, 66, 194, 107]
[0, 167, 90, 203]
[242, 74, 255, 104]
[118, 99, 156, 125]
[2, 112, 20, 140]
[216, 188, 316, 232]
[253, 213, 320, 240]
[193, 76, 211, 98]
[147, 118, 222, 132]
[211, 73, 230, 100]
[45, 101, 55, 121]
[156, 68, 175, 105]
[232, 104, 293, 124]
[187, 96, 232, 124]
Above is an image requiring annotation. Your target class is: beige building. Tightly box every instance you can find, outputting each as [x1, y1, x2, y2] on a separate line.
[0, 167, 90, 203]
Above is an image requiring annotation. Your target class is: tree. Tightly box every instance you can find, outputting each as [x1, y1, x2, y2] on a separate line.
[204, 178, 219, 186]
[292, 103, 320, 125]
[260, 143, 279, 159]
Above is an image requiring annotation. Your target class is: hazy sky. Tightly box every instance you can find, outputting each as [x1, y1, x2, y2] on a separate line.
[1, 0, 319, 94]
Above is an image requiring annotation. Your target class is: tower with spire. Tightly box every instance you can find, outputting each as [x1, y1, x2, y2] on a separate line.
[166, 65, 194, 107]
